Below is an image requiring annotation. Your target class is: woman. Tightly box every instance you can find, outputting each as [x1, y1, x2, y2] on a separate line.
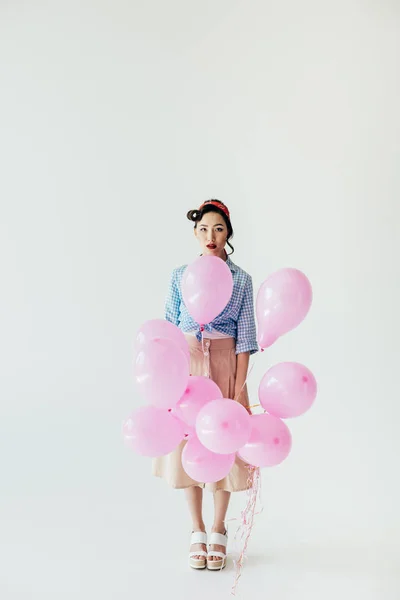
[152, 199, 258, 570]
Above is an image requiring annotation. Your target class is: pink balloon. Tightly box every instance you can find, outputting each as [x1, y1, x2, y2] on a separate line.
[259, 362, 317, 418]
[238, 414, 292, 467]
[175, 376, 223, 427]
[181, 256, 233, 325]
[134, 319, 190, 365]
[122, 406, 185, 457]
[182, 436, 235, 483]
[134, 337, 189, 409]
[196, 398, 251, 454]
[256, 268, 312, 348]
[182, 424, 196, 440]
[169, 410, 196, 440]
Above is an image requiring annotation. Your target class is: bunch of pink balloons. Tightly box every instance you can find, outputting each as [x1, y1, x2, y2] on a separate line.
[241, 267, 316, 468]
[123, 258, 317, 481]
[123, 256, 238, 482]
[124, 315, 252, 482]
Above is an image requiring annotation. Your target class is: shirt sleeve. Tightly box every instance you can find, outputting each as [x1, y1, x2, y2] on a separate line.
[236, 275, 259, 355]
[164, 269, 181, 326]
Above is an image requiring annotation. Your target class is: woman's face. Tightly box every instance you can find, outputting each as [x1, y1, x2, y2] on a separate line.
[194, 211, 228, 259]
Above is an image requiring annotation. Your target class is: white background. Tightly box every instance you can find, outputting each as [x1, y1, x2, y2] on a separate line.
[0, 1, 399, 598]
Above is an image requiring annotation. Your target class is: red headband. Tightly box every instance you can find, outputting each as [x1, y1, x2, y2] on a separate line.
[199, 200, 230, 220]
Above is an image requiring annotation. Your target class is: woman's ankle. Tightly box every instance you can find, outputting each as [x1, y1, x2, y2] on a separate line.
[211, 522, 226, 534]
[192, 523, 206, 532]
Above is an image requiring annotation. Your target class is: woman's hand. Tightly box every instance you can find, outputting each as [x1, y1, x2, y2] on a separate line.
[235, 351, 252, 414]
[234, 386, 252, 415]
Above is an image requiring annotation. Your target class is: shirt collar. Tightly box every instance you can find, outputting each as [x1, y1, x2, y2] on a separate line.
[225, 255, 237, 273]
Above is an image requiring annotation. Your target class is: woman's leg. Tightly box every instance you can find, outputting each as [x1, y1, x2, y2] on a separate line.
[209, 489, 230, 561]
[185, 485, 206, 559]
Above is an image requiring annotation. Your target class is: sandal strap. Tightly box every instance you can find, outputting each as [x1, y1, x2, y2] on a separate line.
[208, 532, 227, 546]
[190, 531, 207, 545]
[207, 551, 226, 559]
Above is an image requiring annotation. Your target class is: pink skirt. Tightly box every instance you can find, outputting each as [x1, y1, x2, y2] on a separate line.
[152, 335, 252, 492]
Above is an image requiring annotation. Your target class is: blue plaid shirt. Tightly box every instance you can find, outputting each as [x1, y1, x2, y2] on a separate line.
[165, 256, 258, 355]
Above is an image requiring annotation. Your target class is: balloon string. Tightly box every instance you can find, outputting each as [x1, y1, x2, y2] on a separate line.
[228, 349, 266, 593]
[233, 350, 262, 402]
[229, 466, 263, 595]
[200, 328, 209, 378]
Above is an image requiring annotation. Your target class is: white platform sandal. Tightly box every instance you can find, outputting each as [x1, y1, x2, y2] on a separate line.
[207, 530, 228, 570]
[189, 531, 208, 569]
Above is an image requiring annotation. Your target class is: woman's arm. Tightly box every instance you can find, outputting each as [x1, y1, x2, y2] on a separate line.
[164, 269, 180, 326]
[234, 351, 251, 412]
[235, 275, 258, 356]
[234, 275, 258, 413]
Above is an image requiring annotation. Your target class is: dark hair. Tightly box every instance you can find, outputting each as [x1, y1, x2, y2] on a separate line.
[186, 199, 235, 255]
